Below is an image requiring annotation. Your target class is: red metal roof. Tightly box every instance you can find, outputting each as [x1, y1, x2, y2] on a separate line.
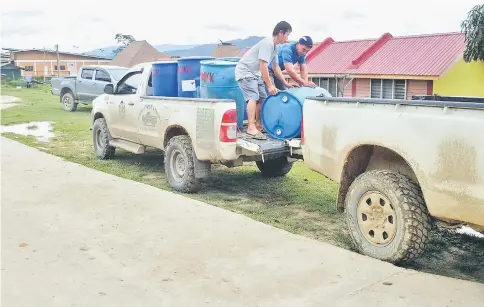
[307, 39, 376, 74]
[307, 32, 465, 77]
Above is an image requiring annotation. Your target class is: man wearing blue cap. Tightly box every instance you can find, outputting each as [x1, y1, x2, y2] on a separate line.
[268, 36, 317, 90]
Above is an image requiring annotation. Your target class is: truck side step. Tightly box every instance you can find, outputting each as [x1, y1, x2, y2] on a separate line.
[109, 139, 145, 154]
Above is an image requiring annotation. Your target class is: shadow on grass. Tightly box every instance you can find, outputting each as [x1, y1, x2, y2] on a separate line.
[404, 226, 484, 283]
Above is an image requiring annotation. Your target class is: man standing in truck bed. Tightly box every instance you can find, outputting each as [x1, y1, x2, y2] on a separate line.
[235, 21, 293, 140]
[268, 36, 317, 90]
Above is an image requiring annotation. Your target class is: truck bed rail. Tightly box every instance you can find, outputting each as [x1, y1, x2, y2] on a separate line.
[308, 96, 484, 110]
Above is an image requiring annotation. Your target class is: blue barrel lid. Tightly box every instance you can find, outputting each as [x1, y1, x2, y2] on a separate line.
[261, 92, 303, 140]
[261, 86, 331, 140]
[200, 60, 237, 66]
[178, 56, 215, 62]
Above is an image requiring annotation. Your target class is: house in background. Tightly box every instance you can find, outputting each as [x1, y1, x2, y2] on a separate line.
[0, 62, 22, 80]
[5, 48, 112, 77]
[110, 40, 170, 67]
[211, 42, 241, 58]
[302, 32, 484, 98]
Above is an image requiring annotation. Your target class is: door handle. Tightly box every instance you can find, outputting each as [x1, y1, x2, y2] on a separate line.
[128, 102, 135, 106]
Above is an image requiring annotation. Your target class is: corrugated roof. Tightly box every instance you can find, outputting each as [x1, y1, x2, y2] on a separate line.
[3, 47, 112, 60]
[353, 32, 465, 76]
[307, 39, 376, 74]
[111, 40, 170, 67]
[307, 32, 466, 77]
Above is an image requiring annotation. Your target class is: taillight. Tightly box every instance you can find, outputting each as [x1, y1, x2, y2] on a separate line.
[220, 109, 237, 142]
[301, 116, 305, 145]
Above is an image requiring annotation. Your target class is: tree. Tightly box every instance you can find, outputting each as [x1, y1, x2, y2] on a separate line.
[335, 74, 355, 97]
[112, 33, 136, 56]
[461, 4, 484, 62]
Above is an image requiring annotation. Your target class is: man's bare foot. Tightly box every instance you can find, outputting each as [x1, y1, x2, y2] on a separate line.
[256, 122, 264, 131]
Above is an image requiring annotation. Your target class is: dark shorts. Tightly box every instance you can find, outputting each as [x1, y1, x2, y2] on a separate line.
[237, 77, 267, 103]
[268, 70, 287, 91]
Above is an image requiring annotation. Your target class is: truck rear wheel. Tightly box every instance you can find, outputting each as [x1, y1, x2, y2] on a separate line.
[345, 170, 431, 263]
[62, 92, 78, 112]
[92, 118, 115, 159]
[165, 135, 201, 193]
[256, 157, 293, 177]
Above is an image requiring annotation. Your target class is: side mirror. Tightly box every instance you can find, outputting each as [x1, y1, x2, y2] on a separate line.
[104, 83, 114, 94]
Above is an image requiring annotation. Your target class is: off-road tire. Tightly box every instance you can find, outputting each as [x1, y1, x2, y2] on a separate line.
[256, 157, 293, 177]
[165, 135, 201, 193]
[92, 118, 115, 160]
[345, 170, 431, 264]
[61, 91, 78, 112]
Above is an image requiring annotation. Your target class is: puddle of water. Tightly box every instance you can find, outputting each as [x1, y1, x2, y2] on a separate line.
[1, 121, 55, 143]
[0, 96, 21, 104]
[456, 226, 484, 239]
[0, 96, 21, 110]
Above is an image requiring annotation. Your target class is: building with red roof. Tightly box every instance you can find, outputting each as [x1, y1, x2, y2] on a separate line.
[300, 32, 484, 98]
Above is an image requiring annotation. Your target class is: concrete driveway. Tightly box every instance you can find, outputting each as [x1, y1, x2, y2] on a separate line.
[2, 137, 483, 307]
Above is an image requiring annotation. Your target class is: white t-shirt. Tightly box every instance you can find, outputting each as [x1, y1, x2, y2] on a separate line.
[235, 37, 279, 81]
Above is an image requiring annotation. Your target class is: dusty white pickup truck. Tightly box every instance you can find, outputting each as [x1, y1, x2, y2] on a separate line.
[302, 96, 484, 263]
[90, 62, 302, 193]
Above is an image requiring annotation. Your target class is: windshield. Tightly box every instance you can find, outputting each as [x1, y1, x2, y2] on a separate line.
[108, 68, 128, 81]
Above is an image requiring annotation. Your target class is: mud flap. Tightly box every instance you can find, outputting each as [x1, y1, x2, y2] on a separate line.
[193, 151, 211, 179]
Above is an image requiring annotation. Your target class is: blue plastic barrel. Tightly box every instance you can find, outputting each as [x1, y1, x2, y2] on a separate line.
[199, 60, 246, 127]
[151, 61, 178, 97]
[177, 56, 214, 98]
[261, 86, 332, 140]
[217, 57, 241, 62]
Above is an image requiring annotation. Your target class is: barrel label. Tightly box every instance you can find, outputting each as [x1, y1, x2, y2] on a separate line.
[200, 72, 214, 83]
[181, 80, 196, 92]
[178, 65, 191, 73]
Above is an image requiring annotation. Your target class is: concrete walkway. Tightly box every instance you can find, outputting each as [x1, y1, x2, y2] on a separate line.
[2, 137, 483, 307]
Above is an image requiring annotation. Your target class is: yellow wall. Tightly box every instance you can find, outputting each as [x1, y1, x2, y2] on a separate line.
[434, 58, 484, 96]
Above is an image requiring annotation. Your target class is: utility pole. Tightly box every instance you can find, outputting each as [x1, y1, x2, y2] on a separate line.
[43, 46, 46, 82]
[55, 44, 60, 77]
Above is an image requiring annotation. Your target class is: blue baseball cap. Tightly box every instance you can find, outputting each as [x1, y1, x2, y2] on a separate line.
[298, 36, 313, 48]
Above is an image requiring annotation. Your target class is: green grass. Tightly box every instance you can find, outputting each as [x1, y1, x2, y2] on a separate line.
[2, 86, 483, 283]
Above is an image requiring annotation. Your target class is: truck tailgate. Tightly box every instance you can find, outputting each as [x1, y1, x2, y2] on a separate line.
[236, 132, 302, 159]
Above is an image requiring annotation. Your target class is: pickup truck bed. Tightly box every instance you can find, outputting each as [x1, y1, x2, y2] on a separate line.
[302, 95, 484, 263]
[91, 61, 302, 194]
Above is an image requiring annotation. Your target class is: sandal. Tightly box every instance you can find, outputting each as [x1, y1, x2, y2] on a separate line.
[246, 131, 268, 140]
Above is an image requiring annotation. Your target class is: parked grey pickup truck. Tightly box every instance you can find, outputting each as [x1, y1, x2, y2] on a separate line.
[51, 65, 127, 112]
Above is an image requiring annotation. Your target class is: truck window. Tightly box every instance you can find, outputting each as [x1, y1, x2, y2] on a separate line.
[108, 68, 128, 81]
[81, 69, 94, 80]
[95, 69, 111, 82]
[116, 71, 142, 95]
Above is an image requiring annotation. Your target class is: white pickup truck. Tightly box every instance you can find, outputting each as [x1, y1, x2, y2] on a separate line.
[302, 96, 484, 263]
[90, 62, 303, 192]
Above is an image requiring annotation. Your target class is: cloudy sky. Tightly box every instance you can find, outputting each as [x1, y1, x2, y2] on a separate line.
[1, 0, 479, 53]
